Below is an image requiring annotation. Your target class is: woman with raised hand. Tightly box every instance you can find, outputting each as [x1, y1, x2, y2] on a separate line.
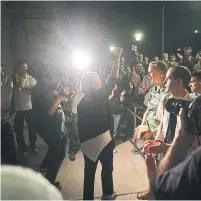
[77, 47, 123, 200]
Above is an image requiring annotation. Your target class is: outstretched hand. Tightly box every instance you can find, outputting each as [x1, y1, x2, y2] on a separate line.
[121, 90, 127, 96]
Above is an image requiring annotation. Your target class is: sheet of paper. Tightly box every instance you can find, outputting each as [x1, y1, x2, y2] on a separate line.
[80, 130, 112, 162]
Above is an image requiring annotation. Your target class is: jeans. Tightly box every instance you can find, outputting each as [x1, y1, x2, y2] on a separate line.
[40, 135, 67, 184]
[113, 115, 121, 134]
[83, 140, 114, 200]
[14, 110, 37, 151]
[68, 114, 80, 154]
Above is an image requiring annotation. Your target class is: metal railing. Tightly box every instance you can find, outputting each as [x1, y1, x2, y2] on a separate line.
[126, 107, 145, 158]
[115, 102, 146, 158]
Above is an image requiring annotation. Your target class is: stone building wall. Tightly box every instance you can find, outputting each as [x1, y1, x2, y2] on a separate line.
[1, 2, 13, 71]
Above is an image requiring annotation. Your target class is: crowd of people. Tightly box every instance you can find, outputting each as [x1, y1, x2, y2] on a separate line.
[1, 46, 201, 200]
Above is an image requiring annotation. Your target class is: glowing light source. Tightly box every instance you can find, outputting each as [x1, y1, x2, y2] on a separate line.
[109, 45, 115, 52]
[72, 50, 91, 69]
[194, 30, 199, 34]
[134, 32, 143, 41]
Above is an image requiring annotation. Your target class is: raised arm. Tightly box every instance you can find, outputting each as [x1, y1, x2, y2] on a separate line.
[48, 87, 69, 116]
[111, 47, 123, 79]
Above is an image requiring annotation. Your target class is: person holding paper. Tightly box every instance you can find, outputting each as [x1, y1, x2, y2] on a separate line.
[77, 47, 123, 200]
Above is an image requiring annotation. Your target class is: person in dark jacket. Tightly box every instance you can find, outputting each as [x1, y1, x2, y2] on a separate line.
[77, 47, 123, 200]
[32, 82, 69, 188]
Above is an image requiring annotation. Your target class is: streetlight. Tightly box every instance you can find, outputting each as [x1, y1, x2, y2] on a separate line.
[134, 32, 143, 41]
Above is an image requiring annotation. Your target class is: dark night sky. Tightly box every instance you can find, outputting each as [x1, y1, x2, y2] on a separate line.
[61, 1, 201, 63]
[65, 1, 201, 56]
[4, 1, 201, 64]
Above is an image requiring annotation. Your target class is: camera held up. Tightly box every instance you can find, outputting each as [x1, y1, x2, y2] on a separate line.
[165, 96, 201, 136]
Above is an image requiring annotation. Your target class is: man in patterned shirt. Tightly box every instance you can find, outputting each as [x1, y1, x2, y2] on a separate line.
[133, 61, 167, 141]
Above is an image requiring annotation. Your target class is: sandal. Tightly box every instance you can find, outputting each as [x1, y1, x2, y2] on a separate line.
[137, 190, 149, 200]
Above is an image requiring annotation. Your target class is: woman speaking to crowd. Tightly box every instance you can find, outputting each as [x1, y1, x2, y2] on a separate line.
[77, 47, 123, 200]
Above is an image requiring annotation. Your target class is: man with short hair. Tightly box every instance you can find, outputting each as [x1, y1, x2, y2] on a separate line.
[168, 54, 178, 67]
[162, 53, 169, 64]
[137, 65, 192, 200]
[13, 60, 39, 154]
[189, 71, 201, 99]
[178, 47, 197, 72]
[155, 66, 193, 142]
[135, 63, 144, 81]
[134, 61, 167, 141]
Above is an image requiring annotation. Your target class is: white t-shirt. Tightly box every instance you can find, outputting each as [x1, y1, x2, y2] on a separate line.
[156, 91, 193, 141]
[72, 91, 84, 114]
[15, 74, 37, 110]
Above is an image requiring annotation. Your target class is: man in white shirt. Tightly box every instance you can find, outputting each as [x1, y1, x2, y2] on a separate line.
[155, 66, 193, 142]
[138, 66, 193, 200]
[13, 60, 39, 154]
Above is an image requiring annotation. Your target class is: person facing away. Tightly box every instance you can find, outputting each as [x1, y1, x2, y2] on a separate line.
[77, 47, 123, 200]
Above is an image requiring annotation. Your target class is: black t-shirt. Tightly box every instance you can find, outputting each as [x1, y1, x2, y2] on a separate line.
[153, 147, 201, 200]
[164, 112, 177, 144]
[77, 76, 117, 143]
[32, 91, 66, 146]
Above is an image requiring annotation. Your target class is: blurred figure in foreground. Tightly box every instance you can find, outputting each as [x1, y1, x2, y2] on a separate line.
[1, 165, 63, 200]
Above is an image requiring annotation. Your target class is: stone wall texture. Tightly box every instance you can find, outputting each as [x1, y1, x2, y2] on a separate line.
[1, 2, 12, 69]
[1, 2, 67, 70]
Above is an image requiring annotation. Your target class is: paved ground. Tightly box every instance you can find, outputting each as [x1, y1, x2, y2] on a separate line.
[23, 127, 148, 200]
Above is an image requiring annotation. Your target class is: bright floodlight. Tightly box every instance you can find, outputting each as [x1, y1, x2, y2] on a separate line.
[135, 33, 142, 41]
[72, 51, 90, 69]
[194, 30, 198, 34]
[109, 46, 115, 52]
